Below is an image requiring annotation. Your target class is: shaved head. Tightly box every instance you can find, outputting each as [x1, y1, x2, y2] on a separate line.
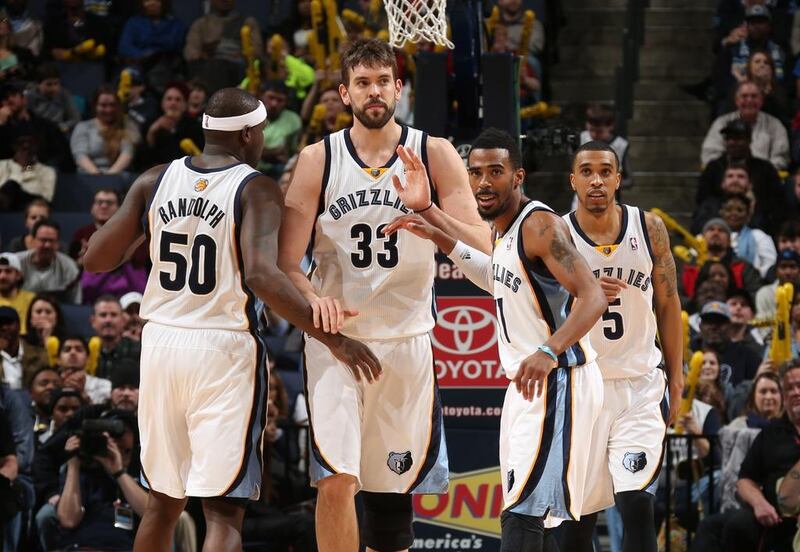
[205, 87, 261, 118]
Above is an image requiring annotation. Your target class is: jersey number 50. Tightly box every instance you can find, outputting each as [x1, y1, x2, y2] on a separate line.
[350, 223, 399, 269]
[159, 231, 217, 295]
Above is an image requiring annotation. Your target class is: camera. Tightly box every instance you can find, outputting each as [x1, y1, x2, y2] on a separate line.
[78, 419, 126, 459]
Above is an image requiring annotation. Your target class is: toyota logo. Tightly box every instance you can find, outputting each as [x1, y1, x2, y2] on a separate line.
[432, 305, 497, 355]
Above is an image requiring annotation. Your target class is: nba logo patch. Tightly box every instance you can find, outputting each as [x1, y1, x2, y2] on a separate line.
[506, 236, 514, 250]
[194, 178, 209, 192]
[630, 237, 638, 250]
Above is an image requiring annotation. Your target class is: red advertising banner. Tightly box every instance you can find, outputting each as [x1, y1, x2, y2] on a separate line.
[431, 296, 506, 388]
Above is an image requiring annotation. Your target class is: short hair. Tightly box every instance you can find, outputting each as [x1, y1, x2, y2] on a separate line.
[340, 38, 398, 85]
[721, 192, 751, 209]
[573, 140, 620, 172]
[32, 218, 59, 238]
[724, 162, 750, 177]
[93, 294, 121, 309]
[736, 79, 763, 97]
[26, 365, 59, 390]
[58, 335, 87, 354]
[24, 198, 51, 217]
[261, 79, 289, 97]
[780, 358, 800, 380]
[36, 63, 60, 83]
[470, 128, 523, 170]
[779, 219, 800, 239]
[94, 187, 121, 204]
[586, 104, 615, 126]
[204, 87, 260, 119]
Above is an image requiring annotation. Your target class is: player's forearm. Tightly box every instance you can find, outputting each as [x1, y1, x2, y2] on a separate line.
[656, 296, 684, 389]
[447, 241, 493, 293]
[544, 285, 607, 356]
[738, 478, 770, 510]
[420, 205, 491, 254]
[283, 267, 319, 303]
[778, 462, 800, 514]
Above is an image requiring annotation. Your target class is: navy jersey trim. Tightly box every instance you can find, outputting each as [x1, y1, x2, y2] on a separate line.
[183, 156, 244, 174]
[641, 376, 669, 492]
[507, 369, 559, 511]
[638, 208, 656, 261]
[310, 136, 333, 252]
[233, 171, 264, 332]
[343, 125, 409, 169]
[568, 204, 629, 248]
[560, 367, 575, 519]
[408, 339, 444, 492]
[141, 163, 171, 241]
[301, 339, 340, 476]
[420, 132, 439, 207]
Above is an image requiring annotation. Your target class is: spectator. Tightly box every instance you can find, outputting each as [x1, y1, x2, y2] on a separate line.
[69, 188, 148, 271]
[258, 80, 302, 178]
[0, 252, 32, 334]
[580, 104, 632, 191]
[142, 82, 204, 165]
[718, 360, 800, 551]
[726, 288, 764, 353]
[0, 17, 20, 82]
[108, 358, 138, 413]
[16, 219, 81, 304]
[488, 24, 541, 107]
[5, 197, 49, 252]
[186, 80, 207, 121]
[0, 81, 73, 172]
[0, 305, 48, 389]
[39, 387, 84, 443]
[700, 347, 735, 415]
[762, 219, 800, 282]
[693, 162, 773, 234]
[0, 132, 56, 206]
[730, 371, 784, 430]
[680, 218, 762, 300]
[23, 294, 66, 348]
[720, 192, 777, 279]
[744, 49, 789, 125]
[24, 63, 81, 134]
[4, 0, 43, 58]
[22, 366, 60, 444]
[701, 80, 789, 171]
[0, 381, 32, 552]
[299, 86, 347, 148]
[43, 0, 107, 62]
[117, 0, 187, 94]
[697, 119, 783, 234]
[122, 67, 160, 133]
[183, 0, 264, 93]
[80, 222, 146, 306]
[70, 84, 141, 175]
[119, 291, 143, 342]
[58, 336, 110, 406]
[692, 301, 762, 385]
[756, 249, 800, 318]
[688, 279, 728, 334]
[56, 410, 144, 551]
[91, 296, 140, 381]
[495, 0, 545, 58]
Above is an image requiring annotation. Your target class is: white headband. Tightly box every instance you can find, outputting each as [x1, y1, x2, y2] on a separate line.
[202, 101, 268, 131]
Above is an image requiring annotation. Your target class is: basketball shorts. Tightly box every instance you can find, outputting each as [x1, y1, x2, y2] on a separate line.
[303, 333, 448, 494]
[139, 322, 267, 500]
[500, 362, 603, 522]
[580, 367, 669, 514]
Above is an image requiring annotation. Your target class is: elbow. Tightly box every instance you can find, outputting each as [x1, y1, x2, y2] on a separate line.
[57, 510, 81, 530]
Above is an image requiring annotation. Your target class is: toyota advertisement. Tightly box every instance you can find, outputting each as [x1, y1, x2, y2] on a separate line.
[411, 257, 505, 551]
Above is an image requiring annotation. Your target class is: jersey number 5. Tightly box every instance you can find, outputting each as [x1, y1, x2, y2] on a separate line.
[602, 298, 624, 340]
[350, 223, 399, 269]
[159, 231, 217, 294]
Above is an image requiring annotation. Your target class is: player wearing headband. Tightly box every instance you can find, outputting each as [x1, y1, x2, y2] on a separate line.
[84, 88, 381, 552]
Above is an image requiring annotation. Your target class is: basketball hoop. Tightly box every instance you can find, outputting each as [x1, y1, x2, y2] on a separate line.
[384, 0, 454, 49]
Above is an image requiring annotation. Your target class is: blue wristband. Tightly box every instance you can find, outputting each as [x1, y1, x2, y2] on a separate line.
[537, 344, 558, 363]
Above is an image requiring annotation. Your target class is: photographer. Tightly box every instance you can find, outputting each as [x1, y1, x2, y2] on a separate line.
[54, 411, 144, 551]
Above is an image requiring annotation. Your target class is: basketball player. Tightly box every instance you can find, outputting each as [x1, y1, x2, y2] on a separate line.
[558, 141, 683, 552]
[277, 38, 490, 552]
[385, 128, 608, 551]
[83, 88, 381, 552]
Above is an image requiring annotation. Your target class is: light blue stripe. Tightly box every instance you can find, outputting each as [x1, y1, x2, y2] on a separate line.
[411, 425, 449, 494]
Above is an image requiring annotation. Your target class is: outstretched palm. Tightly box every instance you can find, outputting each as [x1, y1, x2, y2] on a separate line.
[392, 145, 432, 212]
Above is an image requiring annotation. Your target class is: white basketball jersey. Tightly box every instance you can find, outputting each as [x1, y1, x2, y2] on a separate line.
[140, 157, 261, 331]
[311, 126, 436, 340]
[564, 205, 663, 379]
[493, 201, 596, 379]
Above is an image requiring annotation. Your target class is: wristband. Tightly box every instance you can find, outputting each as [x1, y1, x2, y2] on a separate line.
[537, 344, 558, 363]
[414, 201, 433, 214]
[111, 469, 126, 480]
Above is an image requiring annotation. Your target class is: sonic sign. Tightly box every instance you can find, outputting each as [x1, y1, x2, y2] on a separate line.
[431, 297, 506, 388]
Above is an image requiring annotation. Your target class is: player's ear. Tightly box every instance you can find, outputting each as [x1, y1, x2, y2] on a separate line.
[339, 83, 350, 106]
[514, 168, 525, 188]
[569, 172, 576, 192]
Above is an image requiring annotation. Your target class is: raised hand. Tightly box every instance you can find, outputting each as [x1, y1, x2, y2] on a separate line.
[391, 145, 431, 212]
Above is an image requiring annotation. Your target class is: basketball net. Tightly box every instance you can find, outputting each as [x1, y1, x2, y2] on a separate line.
[384, 0, 454, 49]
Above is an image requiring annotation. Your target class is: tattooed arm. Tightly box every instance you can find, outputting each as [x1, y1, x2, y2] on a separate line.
[777, 461, 800, 515]
[645, 212, 684, 426]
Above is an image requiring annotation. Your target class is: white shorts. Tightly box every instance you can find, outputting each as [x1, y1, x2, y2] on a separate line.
[304, 333, 448, 494]
[139, 323, 267, 500]
[581, 368, 669, 514]
[500, 362, 603, 522]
